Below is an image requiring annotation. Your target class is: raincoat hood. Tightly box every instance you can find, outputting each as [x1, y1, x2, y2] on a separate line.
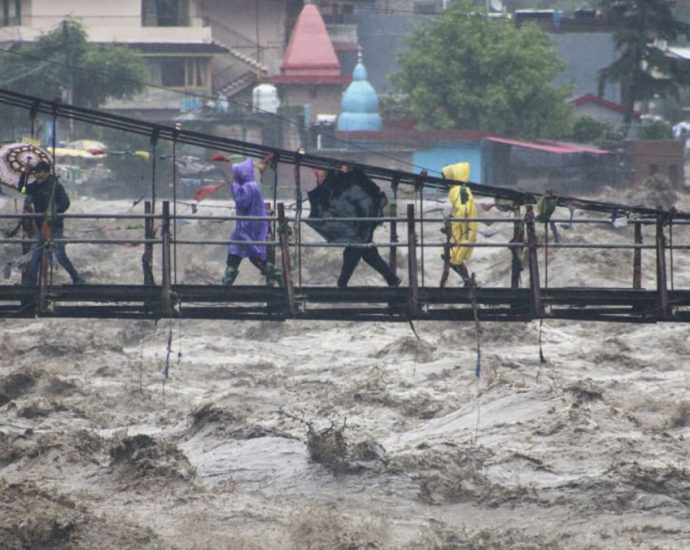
[232, 159, 255, 185]
[442, 162, 470, 183]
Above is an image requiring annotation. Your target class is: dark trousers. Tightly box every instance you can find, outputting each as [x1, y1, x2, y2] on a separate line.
[338, 246, 397, 287]
[227, 253, 266, 274]
[29, 225, 80, 283]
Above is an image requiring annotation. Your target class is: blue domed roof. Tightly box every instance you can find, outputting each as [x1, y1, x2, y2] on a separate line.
[337, 55, 382, 132]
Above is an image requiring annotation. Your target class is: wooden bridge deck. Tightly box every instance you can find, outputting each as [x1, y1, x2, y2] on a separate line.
[1, 284, 688, 323]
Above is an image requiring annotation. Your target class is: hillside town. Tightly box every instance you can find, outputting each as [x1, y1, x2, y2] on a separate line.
[0, 0, 688, 193]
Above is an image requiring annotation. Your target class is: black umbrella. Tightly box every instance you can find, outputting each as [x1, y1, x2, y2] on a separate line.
[307, 168, 387, 244]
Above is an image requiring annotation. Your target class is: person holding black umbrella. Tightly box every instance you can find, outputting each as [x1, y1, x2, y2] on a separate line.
[307, 168, 401, 288]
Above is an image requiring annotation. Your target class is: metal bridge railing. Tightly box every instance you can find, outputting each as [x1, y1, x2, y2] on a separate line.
[1, 199, 683, 320]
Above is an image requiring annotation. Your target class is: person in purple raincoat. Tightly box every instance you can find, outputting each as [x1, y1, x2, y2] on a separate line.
[222, 159, 280, 285]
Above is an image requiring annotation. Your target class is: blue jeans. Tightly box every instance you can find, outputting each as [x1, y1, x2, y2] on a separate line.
[28, 225, 81, 283]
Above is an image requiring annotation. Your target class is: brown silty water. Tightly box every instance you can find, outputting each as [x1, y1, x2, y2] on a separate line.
[1, 177, 689, 548]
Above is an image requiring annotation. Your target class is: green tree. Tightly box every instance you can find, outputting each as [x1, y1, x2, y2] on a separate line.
[391, 0, 575, 139]
[598, 0, 690, 128]
[639, 118, 673, 138]
[0, 18, 147, 109]
[570, 115, 614, 143]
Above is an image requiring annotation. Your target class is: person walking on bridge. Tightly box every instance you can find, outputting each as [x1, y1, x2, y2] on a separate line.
[222, 158, 280, 286]
[440, 162, 477, 288]
[24, 161, 84, 285]
[307, 167, 401, 288]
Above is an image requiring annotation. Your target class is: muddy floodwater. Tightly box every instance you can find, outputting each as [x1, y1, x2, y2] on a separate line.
[1, 189, 690, 549]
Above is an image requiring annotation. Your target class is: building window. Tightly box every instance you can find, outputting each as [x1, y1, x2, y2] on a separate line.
[1, 0, 21, 26]
[142, 0, 190, 27]
[161, 59, 186, 87]
[154, 57, 209, 89]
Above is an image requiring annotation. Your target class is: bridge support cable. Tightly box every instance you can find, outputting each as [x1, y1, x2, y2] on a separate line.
[656, 214, 670, 320]
[294, 150, 303, 287]
[389, 176, 400, 278]
[544, 222, 550, 294]
[265, 201, 276, 288]
[149, 128, 160, 214]
[277, 203, 296, 315]
[406, 204, 420, 317]
[161, 201, 172, 316]
[633, 222, 642, 289]
[172, 123, 181, 285]
[669, 214, 675, 293]
[510, 204, 524, 291]
[524, 206, 543, 318]
[415, 171, 427, 290]
[142, 201, 155, 286]
[270, 153, 279, 248]
[0, 87, 682, 220]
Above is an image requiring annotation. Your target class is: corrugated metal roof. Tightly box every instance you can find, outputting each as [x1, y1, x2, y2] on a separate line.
[569, 93, 641, 119]
[485, 137, 610, 155]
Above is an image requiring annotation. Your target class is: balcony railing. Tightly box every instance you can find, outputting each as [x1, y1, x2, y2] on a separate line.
[18, 15, 207, 31]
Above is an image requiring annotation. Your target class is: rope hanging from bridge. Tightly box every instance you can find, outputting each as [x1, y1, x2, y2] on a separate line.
[162, 296, 183, 393]
[536, 320, 548, 383]
[470, 273, 483, 445]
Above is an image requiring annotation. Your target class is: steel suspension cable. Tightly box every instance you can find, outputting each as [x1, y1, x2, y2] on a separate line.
[0, 87, 683, 220]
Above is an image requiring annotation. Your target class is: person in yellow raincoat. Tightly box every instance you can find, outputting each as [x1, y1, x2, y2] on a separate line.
[440, 162, 477, 288]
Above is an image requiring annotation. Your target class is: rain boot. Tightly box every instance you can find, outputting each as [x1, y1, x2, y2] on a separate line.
[386, 274, 402, 287]
[452, 264, 473, 288]
[264, 263, 283, 287]
[222, 266, 239, 286]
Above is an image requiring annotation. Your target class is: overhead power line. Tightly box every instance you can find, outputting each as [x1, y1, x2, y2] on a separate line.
[0, 47, 437, 175]
[0, 87, 677, 220]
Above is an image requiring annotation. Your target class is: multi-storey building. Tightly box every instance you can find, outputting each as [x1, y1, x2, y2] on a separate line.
[0, 1, 216, 117]
[0, 0, 296, 120]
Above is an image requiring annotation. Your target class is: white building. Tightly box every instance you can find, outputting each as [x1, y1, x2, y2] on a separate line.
[0, 1, 292, 120]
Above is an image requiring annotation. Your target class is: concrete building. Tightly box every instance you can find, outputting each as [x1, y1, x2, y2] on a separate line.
[200, 0, 295, 99]
[514, 10, 625, 104]
[0, 0, 224, 119]
[569, 94, 642, 127]
[626, 140, 685, 188]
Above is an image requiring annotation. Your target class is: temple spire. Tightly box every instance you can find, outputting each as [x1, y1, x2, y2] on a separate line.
[337, 50, 382, 132]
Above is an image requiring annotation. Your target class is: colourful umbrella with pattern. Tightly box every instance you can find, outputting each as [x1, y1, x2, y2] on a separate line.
[0, 142, 52, 193]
